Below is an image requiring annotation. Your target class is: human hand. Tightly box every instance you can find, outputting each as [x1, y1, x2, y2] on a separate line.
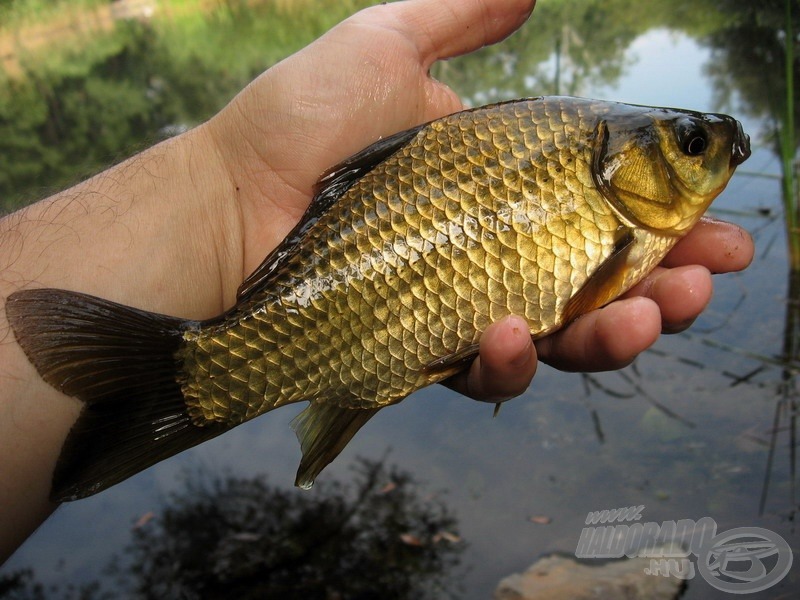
[204, 0, 536, 286]
[202, 0, 753, 405]
[201, 0, 538, 401]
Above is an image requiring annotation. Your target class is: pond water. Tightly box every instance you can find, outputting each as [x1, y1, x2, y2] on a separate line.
[1, 0, 798, 598]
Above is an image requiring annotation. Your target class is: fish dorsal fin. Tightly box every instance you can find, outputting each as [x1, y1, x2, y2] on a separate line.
[236, 124, 426, 301]
[292, 402, 381, 489]
[561, 227, 637, 324]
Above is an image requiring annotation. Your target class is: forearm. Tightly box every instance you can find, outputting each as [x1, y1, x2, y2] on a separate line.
[1, 125, 241, 317]
[0, 123, 239, 562]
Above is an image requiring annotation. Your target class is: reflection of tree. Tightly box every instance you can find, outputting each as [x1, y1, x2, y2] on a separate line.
[0, 569, 43, 599]
[702, 0, 800, 263]
[0, 20, 235, 211]
[759, 269, 799, 523]
[0, 458, 463, 600]
[438, 0, 674, 105]
[0, 0, 744, 211]
[679, 0, 800, 521]
[0, 1, 373, 211]
[0, 567, 104, 599]
[702, 0, 799, 138]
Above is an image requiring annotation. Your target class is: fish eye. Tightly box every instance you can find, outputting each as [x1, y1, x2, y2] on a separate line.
[676, 118, 708, 156]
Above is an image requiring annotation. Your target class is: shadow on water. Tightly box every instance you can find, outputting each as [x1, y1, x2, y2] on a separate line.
[0, 457, 464, 599]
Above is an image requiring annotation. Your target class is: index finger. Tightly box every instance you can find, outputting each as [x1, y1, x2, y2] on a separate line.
[662, 217, 753, 273]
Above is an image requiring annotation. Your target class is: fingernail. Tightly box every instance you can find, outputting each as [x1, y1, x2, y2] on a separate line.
[663, 317, 696, 335]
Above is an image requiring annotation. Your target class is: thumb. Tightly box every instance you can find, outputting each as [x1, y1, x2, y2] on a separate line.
[445, 315, 537, 403]
[362, 0, 536, 67]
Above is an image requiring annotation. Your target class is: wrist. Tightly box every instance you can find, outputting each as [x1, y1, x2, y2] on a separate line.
[1, 124, 242, 319]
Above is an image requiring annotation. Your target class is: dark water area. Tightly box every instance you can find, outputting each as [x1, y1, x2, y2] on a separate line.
[1, 0, 799, 598]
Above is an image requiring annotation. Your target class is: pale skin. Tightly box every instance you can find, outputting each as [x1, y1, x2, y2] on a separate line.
[0, 0, 753, 563]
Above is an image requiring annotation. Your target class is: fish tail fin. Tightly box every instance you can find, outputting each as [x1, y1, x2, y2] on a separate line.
[5, 288, 225, 501]
[292, 403, 380, 489]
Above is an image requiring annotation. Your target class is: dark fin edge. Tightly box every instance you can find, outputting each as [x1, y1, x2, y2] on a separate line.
[237, 124, 426, 301]
[5, 288, 225, 501]
[291, 403, 381, 490]
[421, 343, 479, 377]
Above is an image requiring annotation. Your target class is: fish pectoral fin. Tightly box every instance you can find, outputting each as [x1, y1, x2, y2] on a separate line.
[292, 403, 381, 490]
[561, 228, 637, 324]
[237, 123, 425, 301]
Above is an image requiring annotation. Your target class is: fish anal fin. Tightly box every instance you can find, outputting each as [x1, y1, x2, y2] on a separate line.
[237, 124, 425, 301]
[292, 403, 381, 490]
[421, 344, 480, 382]
[562, 228, 637, 324]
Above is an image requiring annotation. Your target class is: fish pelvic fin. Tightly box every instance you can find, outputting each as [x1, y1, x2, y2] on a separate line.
[5, 288, 225, 502]
[291, 402, 380, 490]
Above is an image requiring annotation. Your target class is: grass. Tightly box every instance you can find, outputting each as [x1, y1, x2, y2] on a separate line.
[781, 0, 800, 270]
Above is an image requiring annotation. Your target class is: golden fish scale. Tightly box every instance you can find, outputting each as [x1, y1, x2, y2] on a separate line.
[180, 98, 669, 427]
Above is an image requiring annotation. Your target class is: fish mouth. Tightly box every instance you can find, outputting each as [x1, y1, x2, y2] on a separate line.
[731, 119, 751, 167]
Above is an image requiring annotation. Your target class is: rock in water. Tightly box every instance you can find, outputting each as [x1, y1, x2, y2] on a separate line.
[494, 550, 685, 600]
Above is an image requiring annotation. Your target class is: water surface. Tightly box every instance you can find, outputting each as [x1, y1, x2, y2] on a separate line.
[1, 1, 798, 598]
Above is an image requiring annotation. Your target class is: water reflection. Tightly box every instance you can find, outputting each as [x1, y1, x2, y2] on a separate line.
[702, 0, 800, 264]
[0, 0, 375, 210]
[698, 0, 800, 525]
[0, 0, 744, 209]
[566, 0, 800, 533]
[759, 266, 799, 521]
[433, 0, 678, 105]
[2, 1, 800, 598]
[0, 458, 463, 599]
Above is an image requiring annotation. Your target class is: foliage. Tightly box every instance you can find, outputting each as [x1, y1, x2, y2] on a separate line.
[0, 0, 373, 211]
[0, 0, 105, 32]
[698, 0, 800, 266]
[435, 0, 673, 105]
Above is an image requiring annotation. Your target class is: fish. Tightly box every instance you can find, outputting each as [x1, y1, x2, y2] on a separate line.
[5, 96, 751, 501]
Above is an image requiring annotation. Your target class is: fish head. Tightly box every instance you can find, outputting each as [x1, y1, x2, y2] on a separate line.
[593, 105, 750, 235]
